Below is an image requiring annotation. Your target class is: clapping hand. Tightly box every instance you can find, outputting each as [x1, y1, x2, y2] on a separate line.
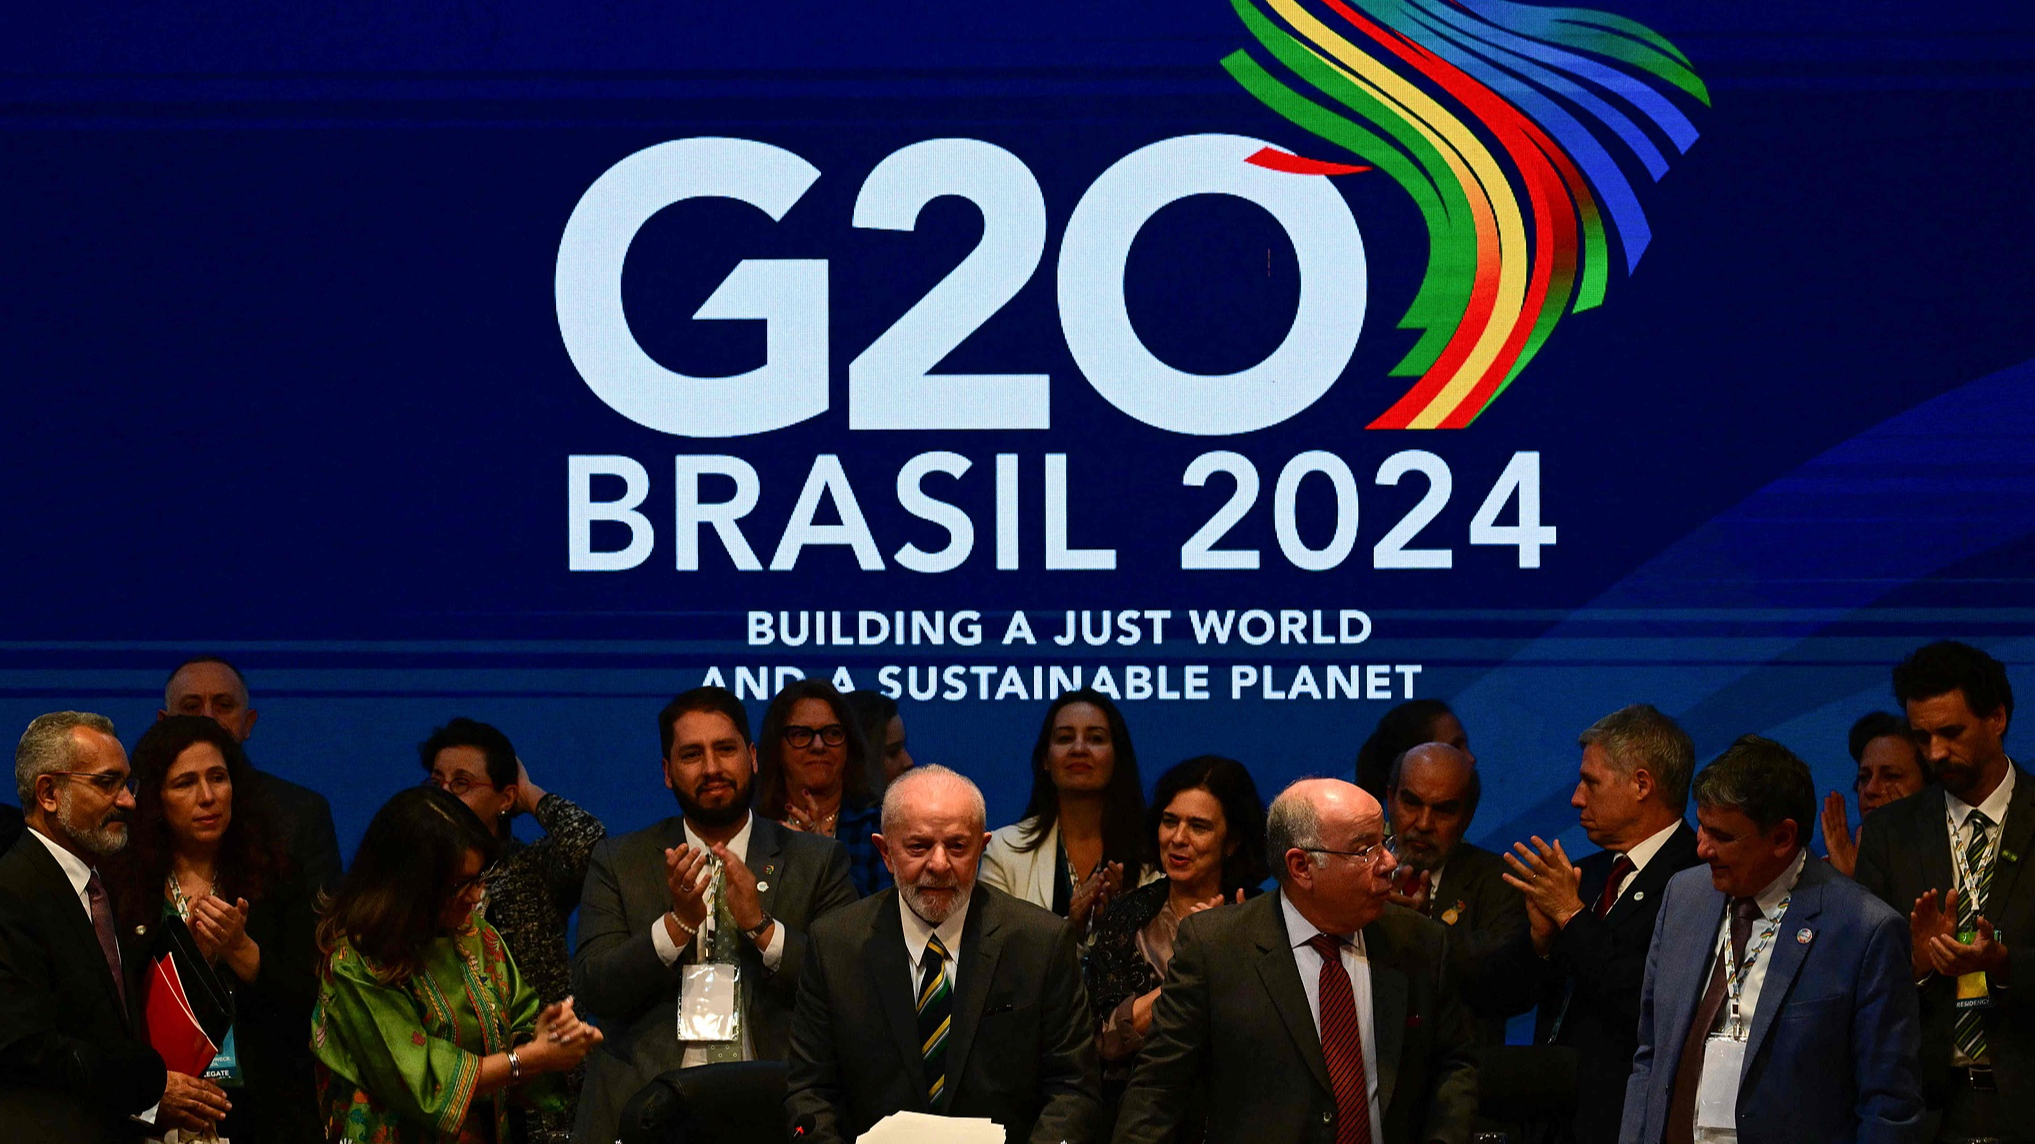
[663, 845, 712, 938]
[1821, 792, 1859, 877]
[1912, 888, 2009, 978]
[1068, 861, 1124, 932]
[1502, 837, 1586, 955]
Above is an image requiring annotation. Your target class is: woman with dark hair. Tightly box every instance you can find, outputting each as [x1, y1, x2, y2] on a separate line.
[419, 717, 604, 1144]
[1086, 755, 1266, 1103]
[1820, 710, 1929, 876]
[843, 689, 915, 797]
[981, 689, 1152, 933]
[311, 787, 601, 1143]
[1353, 698, 1475, 800]
[112, 714, 320, 1142]
[757, 678, 888, 895]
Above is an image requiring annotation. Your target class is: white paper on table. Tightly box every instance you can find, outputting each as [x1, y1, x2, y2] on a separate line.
[857, 1110, 1004, 1144]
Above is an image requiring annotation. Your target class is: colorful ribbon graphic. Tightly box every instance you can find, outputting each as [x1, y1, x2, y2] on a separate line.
[1223, 0, 1707, 428]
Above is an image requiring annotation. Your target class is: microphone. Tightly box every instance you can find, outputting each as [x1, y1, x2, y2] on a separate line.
[791, 1114, 817, 1140]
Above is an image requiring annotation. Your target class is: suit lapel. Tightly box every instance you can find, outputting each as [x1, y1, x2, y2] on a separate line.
[747, 817, 788, 916]
[1256, 894, 1333, 1096]
[863, 893, 927, 1108]
[21, 834, 127, 1028]
[1917, 789, 1956, 897]
[943, 888, 1004, 1092]
[1656, 882, 1724, 1058]
[1741, 862, 1824, 1075]
[1981, 767, 2035, 909]
[1363, 920, 1408, 1115]
[1604, 822, 1690, 928]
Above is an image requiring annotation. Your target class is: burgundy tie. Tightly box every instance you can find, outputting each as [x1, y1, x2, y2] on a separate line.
[1595, 854, 1636, 918]
[1665, 897, 1761, 1144]
[84, 871, 126, 1011]
[1307, 933, 1374, 1144]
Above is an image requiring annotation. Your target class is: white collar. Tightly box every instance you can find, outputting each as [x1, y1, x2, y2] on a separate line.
[27, 824, 94, 899]
[1947, 764, 2016, 830]
[898, 885, 971, 968]
[1277, 887, 1367, 955]
[1747, 849, 1807, 917]
[1622, 818, 1684, 872]
[683, 812, 754, 863]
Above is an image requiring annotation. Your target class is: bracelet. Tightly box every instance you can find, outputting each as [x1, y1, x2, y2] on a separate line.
[668, 911, 699, 938]
[508, 1048, 522, 1084]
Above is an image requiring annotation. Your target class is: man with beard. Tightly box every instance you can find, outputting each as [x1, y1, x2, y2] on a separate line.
[1386, 742, 1531, 1045]
[1855, 641, 2035, 1141]
[0, 711, 234, 1142]
[572, 686, 858, 1144]
[787, 765, 1104, 1144]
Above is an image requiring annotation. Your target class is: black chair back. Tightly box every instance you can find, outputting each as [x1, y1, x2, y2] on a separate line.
[617, 1060, 790, 1144]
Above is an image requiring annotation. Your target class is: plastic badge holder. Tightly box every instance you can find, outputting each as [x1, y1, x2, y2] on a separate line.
[679, 963, 742, 1042]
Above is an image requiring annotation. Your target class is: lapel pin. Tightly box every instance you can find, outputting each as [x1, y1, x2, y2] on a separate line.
[1796, 928, 1813, 944]
[1632, 891, 1645, 903]
[1440, 902, 1463, 926]
[2004, 850, 2021, 865]
[757, 880, 771, 893]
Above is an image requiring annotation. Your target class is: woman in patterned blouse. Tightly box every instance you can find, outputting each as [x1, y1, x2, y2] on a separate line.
[311, 786, 601, 1143]
[419, 718, 605, 1143]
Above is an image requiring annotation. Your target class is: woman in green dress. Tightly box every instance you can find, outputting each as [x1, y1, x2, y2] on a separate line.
[312, 786, 602, 1143]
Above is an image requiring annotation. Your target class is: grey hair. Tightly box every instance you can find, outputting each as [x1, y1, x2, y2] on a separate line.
[16, 711, 116, 804]
[881, 764, 986, 836]
[1265, 785, 1326, 885]
[1578, 704, 1695, 813]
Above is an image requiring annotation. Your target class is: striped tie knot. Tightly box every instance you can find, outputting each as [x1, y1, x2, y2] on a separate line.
[1307, 932, 1346, 960]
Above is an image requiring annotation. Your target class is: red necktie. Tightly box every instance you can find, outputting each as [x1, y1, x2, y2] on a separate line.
[85, 871, 126, 1011]
[1595, 854, 1636, 918]
[1307, 933, 1374, 1144]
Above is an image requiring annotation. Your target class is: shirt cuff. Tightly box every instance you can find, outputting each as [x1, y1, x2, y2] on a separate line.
[759, 919, 785, 972]
[134, 1102, 159, 1125]
[652, 915, 686, 967]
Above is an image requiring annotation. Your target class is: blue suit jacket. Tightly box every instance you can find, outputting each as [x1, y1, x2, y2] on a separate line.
[1619, 855, 1925, 1144]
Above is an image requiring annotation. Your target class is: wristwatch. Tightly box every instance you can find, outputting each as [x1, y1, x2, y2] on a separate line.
[743, 913, 775, 941]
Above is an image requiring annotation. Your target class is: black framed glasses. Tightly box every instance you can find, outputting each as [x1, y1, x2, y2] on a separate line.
[50, 770, 138, 796]
[423, 773, 498, 797]
[783, 724, 848, 749]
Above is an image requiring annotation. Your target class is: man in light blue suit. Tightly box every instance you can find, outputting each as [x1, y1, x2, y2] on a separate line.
[1621, 735, 1924, 1144]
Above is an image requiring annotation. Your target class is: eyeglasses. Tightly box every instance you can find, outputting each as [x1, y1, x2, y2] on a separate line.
[423, 773, 497, 797]
[50, 770, 138, 796]
[1303, 835, 1394, 867]
[783, 724, 847, 749]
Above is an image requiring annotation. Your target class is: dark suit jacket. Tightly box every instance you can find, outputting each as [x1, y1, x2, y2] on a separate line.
[1620, 857, 1924, 1144]
[250, 767, 343, 893]
[1113, 892, 1479, 1144]
[574, 814, 858, 1144]
[0, 831, 166, 1144]
[1433, 843, 1534, 1046]
[1855, 773, 2035, 1120]
[787, 883, 1105, 1144]
[1530, 821, 1701, 1144]
[0, 805, 22, 855]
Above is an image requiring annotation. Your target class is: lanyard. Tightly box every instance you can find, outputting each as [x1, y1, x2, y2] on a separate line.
[1720, 892, 1789, 1039]
[1947, 807, 1999, 918]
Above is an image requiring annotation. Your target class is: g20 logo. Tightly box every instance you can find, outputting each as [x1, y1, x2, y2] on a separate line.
[555, 133, 1367, 439]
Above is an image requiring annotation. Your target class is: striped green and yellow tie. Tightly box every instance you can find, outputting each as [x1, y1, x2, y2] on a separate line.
[917, 934, 952, 1108]
[1955, 811, 1996, 1063]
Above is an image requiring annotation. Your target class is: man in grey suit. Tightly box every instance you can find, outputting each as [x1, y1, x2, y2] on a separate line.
[786, 765, 1105, 1144]
[1114, 777, 1478, 1144]
[572, 686, 858, 1144]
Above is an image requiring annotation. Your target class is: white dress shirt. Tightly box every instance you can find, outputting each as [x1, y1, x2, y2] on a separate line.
[645, 814, 786, 1066]
[899, 890, 971, 996]
[1945, 764, 2014, 1066]
[1280, 891, 1385, 1136]
[1609, 818, 1684, 905]
[28, 825, 94, 919]
[1693, 848, 1806, 1144]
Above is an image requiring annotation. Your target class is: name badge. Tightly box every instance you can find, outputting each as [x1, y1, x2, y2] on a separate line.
[1695, 1034, 1745, 1130]
[678, 963, 741, 1042]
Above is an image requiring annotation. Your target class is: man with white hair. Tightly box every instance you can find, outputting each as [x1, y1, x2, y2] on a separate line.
[1114, 777, 1478, 1144]
[787, 764, 1104, 1144]
[0, 711, 235, 1142]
